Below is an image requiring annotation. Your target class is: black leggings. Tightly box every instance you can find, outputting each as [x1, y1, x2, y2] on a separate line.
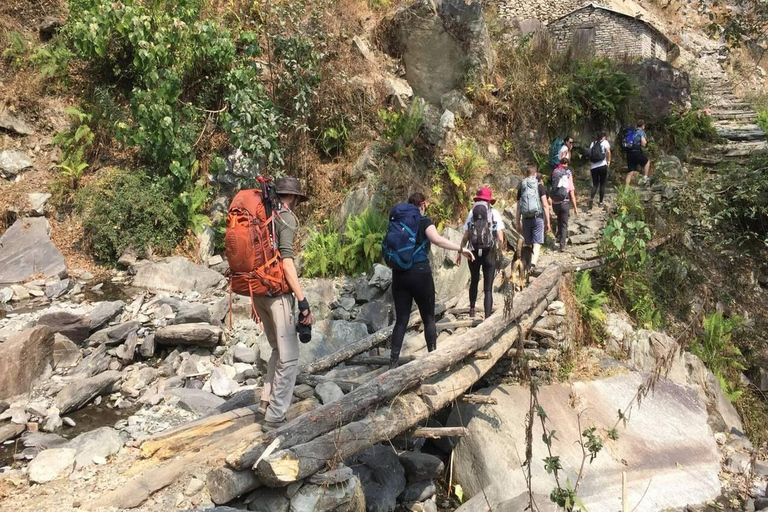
[391, 269, 436, 363]
[469, 250, 496, 318]
[590, 165, 607, 202]
[553, 202, 570, 248]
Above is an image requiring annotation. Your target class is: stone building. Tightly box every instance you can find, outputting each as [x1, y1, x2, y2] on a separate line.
[548, 3, 678, 62]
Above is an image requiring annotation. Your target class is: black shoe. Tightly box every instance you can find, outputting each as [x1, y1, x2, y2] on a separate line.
[262, 418, 287, 431]
[469, 307, 476, 318]
[588, 199, 593, 210]
[389, 359, 400, 370]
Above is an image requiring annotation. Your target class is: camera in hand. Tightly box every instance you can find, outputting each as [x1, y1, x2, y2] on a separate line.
[296, 321, 311, 344]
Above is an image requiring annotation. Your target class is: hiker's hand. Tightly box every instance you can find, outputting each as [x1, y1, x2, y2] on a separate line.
[546, 223, 551, 233]
[455, 253, 462, 266]
[298, 299, 313, 325]
[461, 248, 474, 261]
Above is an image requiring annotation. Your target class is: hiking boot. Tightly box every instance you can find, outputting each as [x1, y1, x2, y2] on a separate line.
[262, 418, 287, 432]
[389, 359, 400, 370]
[598, 201, 604, 208]
[588, 199, 593, 210]
[469, 307, 476, 318]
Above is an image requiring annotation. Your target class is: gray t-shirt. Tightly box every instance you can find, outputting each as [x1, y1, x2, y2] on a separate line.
[275, 208, 298, 259]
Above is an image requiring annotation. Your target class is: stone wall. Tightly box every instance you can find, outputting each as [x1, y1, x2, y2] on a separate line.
[496, 0, 581, 24]
[548, 7, 670, 61]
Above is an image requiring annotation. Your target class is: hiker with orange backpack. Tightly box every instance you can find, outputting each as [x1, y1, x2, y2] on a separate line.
[225, 176, 312, 431]
[382, 192, 474, 369]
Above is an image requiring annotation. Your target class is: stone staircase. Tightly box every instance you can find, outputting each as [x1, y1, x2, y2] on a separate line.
[691, 74, 768, 166]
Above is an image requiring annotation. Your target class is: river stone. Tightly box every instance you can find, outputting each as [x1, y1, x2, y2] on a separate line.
[210, 367, 238, 397]
[315, 381, 345, 404]
[45, 278, 71, 299]
[27, 192, 51, 216]
[247, 487, 290, 512]
[28, 447, 76, 483]
[0, 110, 33, 136]
[398, 451, 444, 482]
[308, 466, 355, 486]
[0, 287, 13, 303]
[132, 257, 224, 293]
[357, 300, 391, 333]
[448, 374, 721, 512]
[140, 333, 156, 358]
[37, 310, 90, 343]
[89, 321, 141, 345]
[22, 432, 68, 449]
[86, 301, 125, 332]
[10, 285, 29, 301]
[368, 264, 393, 290]
[0, 150, 32, 178]
[168, 388, 225, 416]
[0, 326, 54, 400]
[67, 426, 123, 468]
[53, 334, 81, 369]
[429, 226, 470, 299]
[171, 303, 212, 325]
[355, 276, 380, 303]
[155, 323, 222, 348]
[55, 370, 122, 414]
[400, 480, 436, 502]
[347, 445, 406, 512]
[302, 278, 337, 321]
[233, 343, 257, 364]
[289, 475, 365, 512]
[0, 218, 66, 285]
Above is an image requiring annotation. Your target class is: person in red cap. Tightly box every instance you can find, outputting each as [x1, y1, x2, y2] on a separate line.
[457, 186, 505, 320]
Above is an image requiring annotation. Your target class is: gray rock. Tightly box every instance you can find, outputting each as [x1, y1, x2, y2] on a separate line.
[0, 150, 32, 178]
[45, 278, 71, 299]
[28, 447, 76, 483]
[398, 451, 445, 482]
[247, 487, 290, 512]
[68, 426, 123, 468]
[132, 257, 225, 293]
[198, 226, 215, 264]
[0, 326, 54, 400]
[233, 343, 257, 364]
[430, 226, 470, 300]
[655, 155, 685, 179]
[214, 388, 260, 414]
[55, 370, 122, 414]
[441, 89, 474, 118]
[620, 59, 691, 122]
[757, 367, 768, 392]
[347, 445, 406, 512]
[334, 297, 357, 312]
[171, 303, 212, 325]
[89, 321, 141, 345]
[448, 374, 721, 510]
[400, 480, 436, 502]
[302, 278, 337, 321]
[140, 333, 156, 358]
[22, 432, 68, 449]
[289, 475, 365, 512]
[0, 287, 12, 303]
[86, 301, 125, 332]
[123, 366, 159, 391]
[725, 452, 751, 474]
[368, 264, 393, 290]
[38, 16, 62, 40]
[307, 466, 355, 485]
[42, 409, 63, 432]
[329, 320, 370, 347]
[355, 277, 380, 303]
[155, 323, 222, 348]
[28, 192, 51, 216]
[53, 334, 81, 368]
[0, 110, 33, 135]
[754, 461, 768, 478]
[210, 367, 237, 397]
[315, 381, 345, 404]
[756, 497, 768, 511]
[333, 309, 352, 321]
[0, 218, 66, 285]
[118, 246, 138, 268]
[357, 301, 390, 333]
[168, 388, 225, 416]
[38, 310, 90, 343]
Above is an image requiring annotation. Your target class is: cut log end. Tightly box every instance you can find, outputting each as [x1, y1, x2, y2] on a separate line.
[412, 426, 469, 439]
[258, 451, 300, 485]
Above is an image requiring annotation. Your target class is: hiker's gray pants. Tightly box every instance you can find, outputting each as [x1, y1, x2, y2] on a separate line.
[254, 294, 299, 423]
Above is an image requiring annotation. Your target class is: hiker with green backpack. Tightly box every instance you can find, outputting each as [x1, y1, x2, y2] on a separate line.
[382, 192, 474, 369]
[516, 165, 551, 270]
[550, 156, 579, 252]
[457, 187, 505, 320]
[549, 136, 573, 169]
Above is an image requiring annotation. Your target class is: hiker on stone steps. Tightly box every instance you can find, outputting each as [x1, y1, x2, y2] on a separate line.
[516, 165, 551, 270]
[550, 157, 579, 252]
[256, 177, 313, 431]
[457, 187, 505, 320]
[383, 193, 474, 369]
[623, 120, 650, 186]
[588, 132, 611, 209]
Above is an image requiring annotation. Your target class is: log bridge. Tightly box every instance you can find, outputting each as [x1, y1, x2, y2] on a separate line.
[94, 265, 564, 509]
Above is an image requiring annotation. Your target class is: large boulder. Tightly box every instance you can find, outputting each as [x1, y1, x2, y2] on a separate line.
[448, 374, 721, 511]
[429, 226, 470, 300]
[131, 257, 225, 293]
[28, 447, 76, 483]
[86, 301, 125, 332]
[346, 445, 406, 512]
[67, 427, 123, 468]
[37, 310, 90, 343]
[382, 0, 494, 105]
[301, 278, 338, 321]
[0, 326, 55, 400]
[620, 58, 691, 122]
[655, 155, 686, 180]
[55, 370, 122, 414]
[0, 218, 67, 285]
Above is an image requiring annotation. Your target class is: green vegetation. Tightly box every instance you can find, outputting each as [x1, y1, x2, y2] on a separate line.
[76, 170, 181, 262]
[573, 271, 608, 343]
[302, 208, 387, 277]
[51, 107, 95, 203]
[378, 101, 425, 157]
[691, 312, 745, 402]
[651, 107, 719, 154]
[437, 138, 487, 207]
[2, 31, 28, 69]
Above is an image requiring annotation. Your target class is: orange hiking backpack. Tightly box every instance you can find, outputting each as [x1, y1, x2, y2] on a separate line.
[225, 178, 290, 309]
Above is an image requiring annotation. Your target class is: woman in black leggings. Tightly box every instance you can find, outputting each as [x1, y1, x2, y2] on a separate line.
[390, 193, 474, 368]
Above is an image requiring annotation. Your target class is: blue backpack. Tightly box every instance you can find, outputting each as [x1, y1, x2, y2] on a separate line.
[549, 138, 565, 168]
[382, 203, 429, 271]
[621, 126, 640, 151]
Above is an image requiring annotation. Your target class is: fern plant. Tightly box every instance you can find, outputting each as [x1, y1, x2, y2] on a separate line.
[302, 222, 343, 277]
[441, 138, 487, 207]
[691, 312, 745, 403]
[378, 100, 424, 157]
[342, 208, 388, 274]
[2, 31, 28, 69]
[574, 271, 608, 341]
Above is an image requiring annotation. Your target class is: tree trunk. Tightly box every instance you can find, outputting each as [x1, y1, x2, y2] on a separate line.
[207, 466, 261, 505]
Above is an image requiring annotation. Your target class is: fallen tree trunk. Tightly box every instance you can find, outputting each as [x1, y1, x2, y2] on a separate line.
[412, 427, 468, 438]
[226, 267, 560, 472]
[252, 283, 559, 485]
[207, 466, 261, 505]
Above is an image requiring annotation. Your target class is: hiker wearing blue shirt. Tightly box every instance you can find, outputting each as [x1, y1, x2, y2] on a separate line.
[625, 120, 650, 186]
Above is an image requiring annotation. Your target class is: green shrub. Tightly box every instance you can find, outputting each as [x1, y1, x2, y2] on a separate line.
[2, 31, 28, 69]
[378, 101, 424, 156]
[440, 138, 488, 208]
[342, 208, 388, 274]
[573, 271, 608, 342]
[51, 106, 95, 202]
[31, 41, 72, 81]
[691, 312, 745, 402]
[76, 170, 181, 262]
[568, 57, 635, 129]
[758, 110, 768, 134]
[302, 222, 343, 278]
[317, 117, 349, 157]
[652, 107, 720, 153]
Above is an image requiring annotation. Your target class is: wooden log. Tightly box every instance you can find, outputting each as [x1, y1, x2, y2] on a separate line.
[207, 466, 261, 505]
[474, 351, 491, 359]
[347, 355, 415, 366]
[459, 394, 498, 405]
[531, 326, 557, 339]
[412, 427, 468, 438]
[251, 284, 560, 485]
[298, 300, 452, 377]
[436, 319, 481, 331]
[226, 268, 560, 472]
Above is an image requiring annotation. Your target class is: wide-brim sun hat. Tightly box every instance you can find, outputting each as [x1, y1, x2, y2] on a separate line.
[274, 176, 309, 203]
[473, 186, 496, 204]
